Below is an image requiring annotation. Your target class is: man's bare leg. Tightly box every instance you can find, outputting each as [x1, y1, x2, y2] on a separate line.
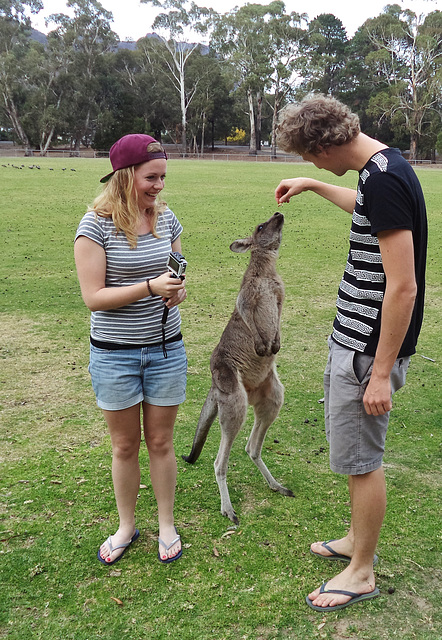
[308, 467, 385, 609]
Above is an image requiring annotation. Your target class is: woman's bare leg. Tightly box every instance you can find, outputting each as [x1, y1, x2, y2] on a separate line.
[143, 403, 181, 561]
[98, 404, 141, 563]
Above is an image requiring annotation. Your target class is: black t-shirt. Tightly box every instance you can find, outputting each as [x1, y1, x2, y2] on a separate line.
[332, 148, 427, 357]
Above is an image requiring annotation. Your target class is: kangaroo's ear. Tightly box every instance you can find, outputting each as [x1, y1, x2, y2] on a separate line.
[230, 237, 252, 253]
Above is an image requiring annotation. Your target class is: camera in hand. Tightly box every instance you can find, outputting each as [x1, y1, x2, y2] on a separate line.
[161, 252, 187, 351]
[167, 251, 187, 280]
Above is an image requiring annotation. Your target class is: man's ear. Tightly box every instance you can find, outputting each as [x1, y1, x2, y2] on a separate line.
[230, 237, 252, 253]
[318, 146, 331, 157]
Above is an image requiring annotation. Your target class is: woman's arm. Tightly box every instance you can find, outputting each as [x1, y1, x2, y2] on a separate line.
[74, 236, 186, 311]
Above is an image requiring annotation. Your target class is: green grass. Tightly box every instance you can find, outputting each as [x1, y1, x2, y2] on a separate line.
[0, 157, 441, 640]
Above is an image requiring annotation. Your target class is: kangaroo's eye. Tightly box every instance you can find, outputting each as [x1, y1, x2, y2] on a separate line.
[257, 225, 264, 231]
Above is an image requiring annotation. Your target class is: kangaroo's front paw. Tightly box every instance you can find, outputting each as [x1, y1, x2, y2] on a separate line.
[271, 338, 280, 354]
[255, 342, 269, 357]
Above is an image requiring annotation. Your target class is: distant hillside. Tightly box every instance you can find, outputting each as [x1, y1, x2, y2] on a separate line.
[29, 29, 208, 53]
[30, 28, 48, 45]
[30, 27, 136, 50]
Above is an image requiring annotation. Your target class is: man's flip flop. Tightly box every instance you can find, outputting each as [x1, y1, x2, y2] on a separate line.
[97, 529, 140, 566]
[306, 582, 380, 612]
[310, 539, 379, 566]
[158, 530, 182, 564]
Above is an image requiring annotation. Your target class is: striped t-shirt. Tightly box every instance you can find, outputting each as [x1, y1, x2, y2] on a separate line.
[332, 148, 427, 357]
[75, 208, 183, 345]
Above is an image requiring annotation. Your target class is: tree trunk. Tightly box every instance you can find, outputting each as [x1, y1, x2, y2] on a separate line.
[3, 91, 33, 156]
[180, 72, 187, 156]
[247, 89, 257, 155]
[40, 127, 55, 156]
[201, 111, 205, 157]
[71, 138, 81, 157]
[256, 91, 262, 151]
[271, 94, 281, 158]
[409, 133, 418, 162]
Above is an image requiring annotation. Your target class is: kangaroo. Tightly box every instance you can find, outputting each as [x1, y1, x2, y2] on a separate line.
[182, 212, 294, 524]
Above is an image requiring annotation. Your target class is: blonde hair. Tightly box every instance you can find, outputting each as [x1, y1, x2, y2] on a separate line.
[277, 94, 360, 156]
[89, 142, 167, 249]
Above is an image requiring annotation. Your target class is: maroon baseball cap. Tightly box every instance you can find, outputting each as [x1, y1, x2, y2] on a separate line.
[100, 133, 167, 183]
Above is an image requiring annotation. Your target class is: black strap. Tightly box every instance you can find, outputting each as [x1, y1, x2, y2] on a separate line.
[161, 306, 170, 358]
[90, 332, 182, 351]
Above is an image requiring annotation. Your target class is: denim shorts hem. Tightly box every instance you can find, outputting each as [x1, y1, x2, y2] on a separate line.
[144, 392, 186, 407]
[97, 392, 144, 411]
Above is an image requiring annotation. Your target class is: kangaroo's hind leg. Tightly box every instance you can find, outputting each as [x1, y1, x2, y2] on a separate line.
[213, 365, 249, 524]
[246, 368, 294, 497]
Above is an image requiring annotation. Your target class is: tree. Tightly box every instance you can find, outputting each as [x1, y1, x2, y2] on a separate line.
[118, 43, 181, 143]
[184, 50, 233, 153]
[211, 2, 288, 155]
[47, 0, 118, 153]
[92, 48, 150, 149]
[264, 7, 307, 156]
[18, 40, 59, 153]
[436, 130, 442, 156]
[0, 1, 43, 154]
[140, 0, 214, 154]
[363, 5, 442, 160]
[304, 13, 349, 95]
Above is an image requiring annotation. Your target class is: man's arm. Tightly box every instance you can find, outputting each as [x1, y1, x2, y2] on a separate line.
[275, 178, 357, 214]
[363, 228, 417, 416]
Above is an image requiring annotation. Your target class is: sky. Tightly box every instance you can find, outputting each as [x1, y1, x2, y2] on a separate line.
[30, 0, 441, 42]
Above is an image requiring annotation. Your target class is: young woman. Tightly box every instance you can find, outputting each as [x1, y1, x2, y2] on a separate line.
[75, 134, 187, 565]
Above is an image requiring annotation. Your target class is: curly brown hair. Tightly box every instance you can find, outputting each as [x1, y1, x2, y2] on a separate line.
[276, 94, 360, 156]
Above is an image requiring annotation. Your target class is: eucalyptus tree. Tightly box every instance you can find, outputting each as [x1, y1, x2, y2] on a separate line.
[304, 13, 349, 96]
[362, 5, 442, 160]
[46, 0, 118, 153]
[184, 50, 234, 153]
[264, 7, 307, 157]
[140, 0, 215, 154]
[0, 0, 42, 154]
[18, 38, 65, 154]
[210, 2, 280, 154]
[19, 23, 88, 155]
[92, 48, 149, 150]
[116, 43, 181, 143]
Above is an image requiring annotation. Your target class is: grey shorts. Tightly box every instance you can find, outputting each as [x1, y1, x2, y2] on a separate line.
[324, 336, 410, 475]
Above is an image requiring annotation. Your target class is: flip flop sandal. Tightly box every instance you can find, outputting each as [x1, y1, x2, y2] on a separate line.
[306, 581, 380, 612]
[97, 529, 140, 566]
[310, 539, 379, 566]
[158, 530, 182, 564]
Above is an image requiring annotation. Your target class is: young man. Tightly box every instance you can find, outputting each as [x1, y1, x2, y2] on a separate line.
[275, 94, 427, 612]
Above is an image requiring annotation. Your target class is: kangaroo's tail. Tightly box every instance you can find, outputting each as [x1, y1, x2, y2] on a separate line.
[182, 387, 218, 464]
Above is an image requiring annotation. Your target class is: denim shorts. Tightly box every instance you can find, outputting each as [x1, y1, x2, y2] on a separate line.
[323, 336, 409, 475]
[88, 339, 187, 411]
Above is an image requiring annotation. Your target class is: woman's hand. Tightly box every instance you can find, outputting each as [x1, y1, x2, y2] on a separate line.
[150, 272, 187, 307]
[165, 285, 187, 308]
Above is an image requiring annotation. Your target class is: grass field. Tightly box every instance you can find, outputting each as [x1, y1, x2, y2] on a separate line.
[0, 157, 440, 640]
